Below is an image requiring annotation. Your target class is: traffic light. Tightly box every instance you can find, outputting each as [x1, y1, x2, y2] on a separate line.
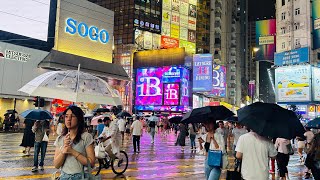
[39, 98, 45, 107]
[33, 97, 39, 107]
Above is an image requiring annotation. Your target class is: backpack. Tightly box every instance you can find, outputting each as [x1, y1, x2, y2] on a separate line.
[149, 121, 156, 128]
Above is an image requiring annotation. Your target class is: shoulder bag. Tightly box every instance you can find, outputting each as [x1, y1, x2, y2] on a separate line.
[226, 160, 242, 180]
[207, 149, 223, 167]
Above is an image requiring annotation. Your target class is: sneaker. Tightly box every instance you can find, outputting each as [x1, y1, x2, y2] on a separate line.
[31, 166, 38, 172]
[39, 166, 44, 171]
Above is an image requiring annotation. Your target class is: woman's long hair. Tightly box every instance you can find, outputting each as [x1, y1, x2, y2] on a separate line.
[309, 133, 320, 155]
[61, 106, 85, 144]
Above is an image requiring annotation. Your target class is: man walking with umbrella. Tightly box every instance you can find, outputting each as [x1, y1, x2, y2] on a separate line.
[32, 120, 50, 172]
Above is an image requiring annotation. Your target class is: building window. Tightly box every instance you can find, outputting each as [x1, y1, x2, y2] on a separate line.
[281, 12, 286, 20]
[295, 38, 300, 46]
[295, 8, 300, 15]
[281, 27, 286, 34]
[282, 0, 285, 6]
[282, 42, 286, 49]
[294, 23, 300, 30]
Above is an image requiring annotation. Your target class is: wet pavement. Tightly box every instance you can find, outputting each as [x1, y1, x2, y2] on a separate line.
[0, 131, 315, 180]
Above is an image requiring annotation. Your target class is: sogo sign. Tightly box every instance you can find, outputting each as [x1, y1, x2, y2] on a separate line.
[65, 18, 110, 44]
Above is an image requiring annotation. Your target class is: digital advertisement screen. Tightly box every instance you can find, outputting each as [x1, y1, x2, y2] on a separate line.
[210, 65, 226, 97]
[163, 83, 180, 105]
[0, 0, 51, 41]
[135, 66, 190, 107]
[135, 68, 163, 105]
[255, 19, 276, 60]
[193, 54, 213, 92]
[275, 65, 311, 102]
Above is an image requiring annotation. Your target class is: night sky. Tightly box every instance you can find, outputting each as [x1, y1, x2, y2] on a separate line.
[248, 0, 276, 21]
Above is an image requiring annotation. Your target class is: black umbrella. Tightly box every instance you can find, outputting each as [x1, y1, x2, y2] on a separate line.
[225, 116, 238, 122]
[169, 116, 183, 124]
[237, 102, 305, 139]
[5, 109, 18, 114]
[181, 106, 235, 124]
[306, 118, 320, 129]
[117, 111, 132, 118]
[94, 108, 110, 113]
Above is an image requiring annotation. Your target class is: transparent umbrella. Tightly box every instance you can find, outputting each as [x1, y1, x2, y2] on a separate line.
[19, 66, 122, 105]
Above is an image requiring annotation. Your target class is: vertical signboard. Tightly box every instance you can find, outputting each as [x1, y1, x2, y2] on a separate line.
[275, 65, 311, 102]
[210, 65, 226, 97]
[255, 19, 276, 60]
[312, 0, 320, 49]
[193, 54, 213, 92]
[180, 68, 190, 106]
[312, 67, 320, 101]
[161, 22, 171, 36]
[171, 24, 180, 39]
[136, 68, 163, 105]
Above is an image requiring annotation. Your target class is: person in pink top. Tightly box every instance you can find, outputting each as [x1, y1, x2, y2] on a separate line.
[275, 138, 292, 180]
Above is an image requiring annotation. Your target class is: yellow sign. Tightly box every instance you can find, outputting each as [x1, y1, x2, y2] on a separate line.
[171, 24, 180, 39]
[259, 36, 274, 45]
[54, 0, 114, 63]
[179, 40, 195, 55]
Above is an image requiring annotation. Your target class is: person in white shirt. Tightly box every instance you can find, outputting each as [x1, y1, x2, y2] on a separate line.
[275, 138, 291, 180]
[236, 131, 278, 180]
[130, 118, 143, 153]
[216, 121, 229, 150]
[118, 118, 126, 141]
[198, 121, 225, 180]
[231, 123, 247, 168]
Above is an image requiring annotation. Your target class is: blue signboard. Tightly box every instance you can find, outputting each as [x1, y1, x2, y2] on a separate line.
[274, 47, 309, 66]
[192, 54, 213, 92]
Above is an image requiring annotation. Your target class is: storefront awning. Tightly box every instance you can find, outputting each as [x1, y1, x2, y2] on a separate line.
[38, 50, 130, 81]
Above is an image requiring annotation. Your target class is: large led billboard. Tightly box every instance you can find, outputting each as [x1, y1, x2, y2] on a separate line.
[312, 0, 320, 49]
[275, 65, 311, 102]
[135, 66, 190, 107]
[255, 19, 276, 60]
[193, 54, 213, 92]
[210, 65, 226, 97]
[0, 0, 51, 41]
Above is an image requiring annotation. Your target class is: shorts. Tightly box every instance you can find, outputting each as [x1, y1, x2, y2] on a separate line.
[297, 141, 305, 149]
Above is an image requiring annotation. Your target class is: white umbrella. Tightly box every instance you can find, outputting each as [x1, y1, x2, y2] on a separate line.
[148, 116, 159, 122]
[18, 67, 122, 105]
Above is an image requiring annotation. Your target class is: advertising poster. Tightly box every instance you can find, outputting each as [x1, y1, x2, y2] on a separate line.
[188, 17, 197, 30]
[163, 83, 180, 105]
[193, 54, 213, 92]
[189, 4, 197, 18]
[153, 34, 161, 49]
[180, 2, 189, 15]
[312, 0, 320, 49]
[180, 15, 189, 27]
[163, 66, 181, 83]
[255, 19, 276, 60]
[136, 68, 164, 105]
[134, 29, 144, 49]
[171, 24, 180, 39]
[180, 40, 196, 55]
[161, 22, 171, 36]
[180, 27, 188, 41]
[171, 12, 180, 25]
[188, 29, 196, 42]
[274, 47, 309, 66]
[162, 10, 171, 22]
[275, 65, 311, 102]
[189, 0, 197, 5]
[193, 95, 200, 108]
[161, 36, 179, 49]
[312, 67, 320, 101]
[172, 0, 180, 12]
[143, 31, 153, 50]
[210, 65, 226, 97]
[162, 0, 172, 10]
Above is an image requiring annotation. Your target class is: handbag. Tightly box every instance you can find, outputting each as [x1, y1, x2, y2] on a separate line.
[94, 142, 106, 159]
[43, 133, 49, 142]
[82, 159, 102, 180]
[286, 143, 294, 155]
[226, 160, 242, 180]
[207, 150, 223, 167]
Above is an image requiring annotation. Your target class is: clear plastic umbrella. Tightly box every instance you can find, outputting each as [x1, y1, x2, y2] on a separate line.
[18, 66, 122, 105]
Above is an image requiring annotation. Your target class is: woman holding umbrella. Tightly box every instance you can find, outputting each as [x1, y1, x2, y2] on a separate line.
[198, 121, 225, 180]
[20, 118, 35, 156]
[176, 122, 188, 151]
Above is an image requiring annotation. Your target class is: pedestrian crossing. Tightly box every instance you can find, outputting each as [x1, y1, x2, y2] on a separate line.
[0, 132, 313, 180]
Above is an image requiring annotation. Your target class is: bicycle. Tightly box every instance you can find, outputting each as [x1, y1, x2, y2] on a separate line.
[95, 141, 129, 176]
